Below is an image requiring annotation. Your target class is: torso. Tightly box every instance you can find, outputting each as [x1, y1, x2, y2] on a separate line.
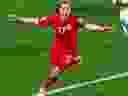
[49, 15, 78, 48]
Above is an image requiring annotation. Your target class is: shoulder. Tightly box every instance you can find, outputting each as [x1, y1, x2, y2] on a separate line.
[49, 15, 58, 19]
[68, 16, 79, 23]
[39, 16, 55, 20]
[69, 16, 78, 20]
[48, 15, 60, 22]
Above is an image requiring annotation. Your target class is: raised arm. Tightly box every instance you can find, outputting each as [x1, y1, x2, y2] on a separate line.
[86, 24, 112, 32]
[16, 16, 49, 28]
[77, 17, 112, 32]
[16, 16, 38, 23]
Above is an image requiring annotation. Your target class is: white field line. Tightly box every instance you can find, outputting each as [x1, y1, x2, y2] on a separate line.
[48, 72, 128, 95]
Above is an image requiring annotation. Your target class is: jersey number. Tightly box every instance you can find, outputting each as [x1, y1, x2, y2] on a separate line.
[56, 26, 65, 33]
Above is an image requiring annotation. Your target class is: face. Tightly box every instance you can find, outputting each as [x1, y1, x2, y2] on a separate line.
[59, 3, 71, 16]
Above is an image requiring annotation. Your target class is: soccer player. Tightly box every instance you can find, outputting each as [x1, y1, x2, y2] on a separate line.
[17, 0, 112, 96]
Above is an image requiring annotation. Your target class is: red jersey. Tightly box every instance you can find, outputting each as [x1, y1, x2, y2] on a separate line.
[33, 16, 78, 49]
[34, 16, 79, 70]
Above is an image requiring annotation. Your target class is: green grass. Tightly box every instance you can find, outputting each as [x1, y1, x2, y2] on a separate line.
[64, 32, 112, 80]
[1, 31, 114, 96]
[0, 32, 112, 79]
[16, 0, 48, 16]
[32, 80, 104, 96]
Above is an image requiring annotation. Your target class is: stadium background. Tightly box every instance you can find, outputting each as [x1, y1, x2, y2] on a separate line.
[2, 0, 122, 96]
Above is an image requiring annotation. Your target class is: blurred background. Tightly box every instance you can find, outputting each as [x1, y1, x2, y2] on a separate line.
[14, 0, 116, 32]
[4, 1, 128, 96]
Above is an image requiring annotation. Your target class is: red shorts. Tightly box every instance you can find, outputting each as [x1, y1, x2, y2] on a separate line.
[50, 48, 80, 71]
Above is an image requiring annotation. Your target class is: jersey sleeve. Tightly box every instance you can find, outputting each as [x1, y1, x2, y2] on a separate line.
[33, 16, 49, 28]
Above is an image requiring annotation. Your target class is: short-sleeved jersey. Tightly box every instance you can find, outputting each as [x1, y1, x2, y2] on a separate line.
[33, 16, 79, 48]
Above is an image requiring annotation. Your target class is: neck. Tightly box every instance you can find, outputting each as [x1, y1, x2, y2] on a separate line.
[61, 16, 67, 20]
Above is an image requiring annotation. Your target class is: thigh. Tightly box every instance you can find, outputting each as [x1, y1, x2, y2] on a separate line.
[50, 48, 59, 65]
[50, 48, 64, 71]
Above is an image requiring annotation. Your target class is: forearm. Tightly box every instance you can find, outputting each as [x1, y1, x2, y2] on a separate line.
[16, 16, 49, 28]
[85, 24, 112, 32]
[77, 16, 112, 32]
[85, 24, 102, 31]
[77, 17, 102, 32]
[16, 17, 38, 23]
